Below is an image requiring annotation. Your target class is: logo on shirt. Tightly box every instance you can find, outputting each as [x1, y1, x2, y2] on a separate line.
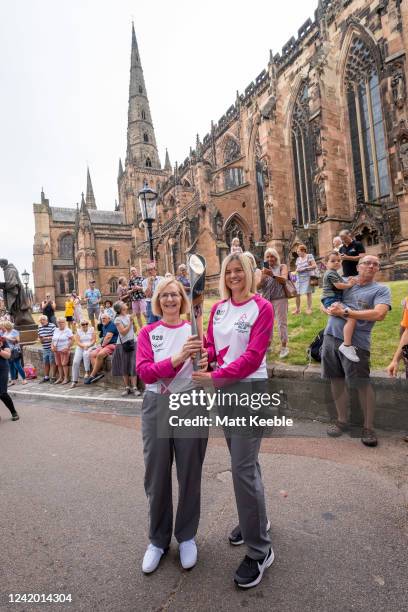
[151, 334, 164, 351]
[233, 313, 251, 334]
[213, 307, 226, 324]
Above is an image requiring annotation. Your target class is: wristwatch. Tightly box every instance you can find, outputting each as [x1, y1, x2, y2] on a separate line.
[343, 307, 350, 317]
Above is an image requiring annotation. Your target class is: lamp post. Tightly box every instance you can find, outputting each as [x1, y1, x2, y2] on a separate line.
[21, 269, 29, 296]
[138, 180, 158, 262]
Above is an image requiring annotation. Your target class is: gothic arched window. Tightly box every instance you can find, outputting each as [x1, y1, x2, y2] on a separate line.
[139, 85, 143, 94]
[225, 216, 245, 249]
[59, 234, 73, 259]
[67, 272, 75, 293]
[109, 278, 118, 294]
[345, 37, 390, 201]
[291, 83, 317, 226]
[59, 275, 65, 295]
[223, 138, 240, 164]
[146, 157, 152, 167]
[114, 250, 118, 266]
[104, 250, 109, 266]
[109, 247, 113, 266]
[141, 109, 146, 120]
[143, 132, 149, 143]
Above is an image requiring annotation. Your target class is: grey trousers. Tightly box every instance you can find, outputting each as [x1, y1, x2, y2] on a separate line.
[142, 391, 208, 549]
[226, 435, 271, 560]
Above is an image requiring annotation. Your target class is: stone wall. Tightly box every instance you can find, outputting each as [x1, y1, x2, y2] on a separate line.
[23, 345, 123, 389]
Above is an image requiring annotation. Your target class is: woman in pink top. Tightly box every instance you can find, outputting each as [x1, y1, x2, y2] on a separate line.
[193, 253, 274, 589]
[136, 277, 208, 575]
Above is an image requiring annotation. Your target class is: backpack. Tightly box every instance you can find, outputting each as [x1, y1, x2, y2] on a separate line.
[307, 329, 325, 363]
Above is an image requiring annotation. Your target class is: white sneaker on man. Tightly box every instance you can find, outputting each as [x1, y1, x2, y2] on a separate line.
[339, 343, 360, 362]
[142, 543, 164, 573]
[279, 347, 289, 359]
[179, 539, 197, 569]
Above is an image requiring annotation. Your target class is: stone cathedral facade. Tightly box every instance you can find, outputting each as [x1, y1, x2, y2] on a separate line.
[34, 0, 408, 304]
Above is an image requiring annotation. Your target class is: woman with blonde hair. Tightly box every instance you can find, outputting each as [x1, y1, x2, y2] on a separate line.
[259, 248, 289, 358]
[136, 277, 208, 574]
[193, 252, 274, 589]
[70, 319, 96, 388]
[51, 317, 73, 384]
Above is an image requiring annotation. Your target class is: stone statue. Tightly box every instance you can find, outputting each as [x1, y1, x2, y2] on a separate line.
[0, 259, 35, 326]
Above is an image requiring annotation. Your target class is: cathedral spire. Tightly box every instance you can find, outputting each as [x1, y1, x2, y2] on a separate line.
[118, 157, 124, 180]
[85, 167, 97, 209]
[164, 148, 172, 172]
[127, 23, 161, 169]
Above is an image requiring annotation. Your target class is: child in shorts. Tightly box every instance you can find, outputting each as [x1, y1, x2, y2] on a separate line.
[322, 251, 359, 362]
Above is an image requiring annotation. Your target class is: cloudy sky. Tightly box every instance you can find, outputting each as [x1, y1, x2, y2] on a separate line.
[0, 0, 317, 287]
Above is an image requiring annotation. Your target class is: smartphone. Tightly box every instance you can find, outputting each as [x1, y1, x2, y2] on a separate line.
[263, 261, 269, 269]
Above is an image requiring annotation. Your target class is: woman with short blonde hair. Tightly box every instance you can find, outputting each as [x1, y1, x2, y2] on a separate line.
[70, 319, 96, 389]
[151, 278, 190, 317]
[51, 317, 73, 384]
[136, 278, 208, 574]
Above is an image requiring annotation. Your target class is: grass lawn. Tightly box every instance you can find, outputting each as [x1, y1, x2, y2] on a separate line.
[201, 281, 407, 371]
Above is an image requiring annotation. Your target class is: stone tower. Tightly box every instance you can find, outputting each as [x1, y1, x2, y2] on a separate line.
[126, 23, 161, 169]
[75, 193, 98, 295]
[118, 23, 169, 258]
[85, 167, 97, 209]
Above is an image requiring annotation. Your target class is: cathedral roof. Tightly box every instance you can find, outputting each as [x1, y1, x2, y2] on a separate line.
[89, 210, 126, 225]
[50, 207, 126, 225]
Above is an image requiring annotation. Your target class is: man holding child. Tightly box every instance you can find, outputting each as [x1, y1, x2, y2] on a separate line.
[321, 255, 391, 447]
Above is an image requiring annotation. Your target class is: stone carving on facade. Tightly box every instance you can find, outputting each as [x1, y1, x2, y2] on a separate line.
[265, 197, 273, 235]
[260, 158, 270, 188]
[314, 173, 328, 218]
[310, 116, 323, 158]
[391, 65, 406, 110]
[398, 137, 408, 176]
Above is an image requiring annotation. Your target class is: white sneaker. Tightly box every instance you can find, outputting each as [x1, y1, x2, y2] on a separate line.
[142, 543, 164, 573]
[279, 347, 289, 359]
[339, 343, 360, 363]
[179, 538, 197, 569]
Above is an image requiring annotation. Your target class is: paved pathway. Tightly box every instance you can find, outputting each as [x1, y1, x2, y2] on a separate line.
[0, 398, 407, 612]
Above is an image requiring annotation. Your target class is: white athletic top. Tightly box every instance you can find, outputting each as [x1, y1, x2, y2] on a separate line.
[136, 320, 193, 394]
[206, 294, 273, 381]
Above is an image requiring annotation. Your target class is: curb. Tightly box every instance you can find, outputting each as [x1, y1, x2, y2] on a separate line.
[9, 388, 143, 416]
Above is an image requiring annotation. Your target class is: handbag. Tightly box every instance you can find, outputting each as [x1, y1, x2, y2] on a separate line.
[309, 276, 319, 287]
[10, 345, 22, 360]
[121, 339, 135, 353]
[283, 278, 298, 299]
[119, 331, 135, 353]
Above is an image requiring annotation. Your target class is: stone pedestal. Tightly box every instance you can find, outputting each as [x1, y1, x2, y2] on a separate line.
[16, 324, 38, 344]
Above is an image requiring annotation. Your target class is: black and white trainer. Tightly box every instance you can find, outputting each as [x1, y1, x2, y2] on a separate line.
[234, 547, 275, 588]
[228, 519, 271, 546]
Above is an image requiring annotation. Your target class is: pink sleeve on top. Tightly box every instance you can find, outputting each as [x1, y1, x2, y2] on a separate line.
[211, 297, 273, 381]
[136, 325, 180, 384]
[203, 303, 219, 364]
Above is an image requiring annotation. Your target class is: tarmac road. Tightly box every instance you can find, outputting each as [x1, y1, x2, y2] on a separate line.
[0, 399, 407, 612]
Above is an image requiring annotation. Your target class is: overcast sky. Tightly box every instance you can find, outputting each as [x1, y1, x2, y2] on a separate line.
[0, 0, 317, 287]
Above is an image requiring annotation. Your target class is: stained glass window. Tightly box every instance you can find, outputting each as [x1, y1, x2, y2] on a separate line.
[345, 38, 390, 201]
